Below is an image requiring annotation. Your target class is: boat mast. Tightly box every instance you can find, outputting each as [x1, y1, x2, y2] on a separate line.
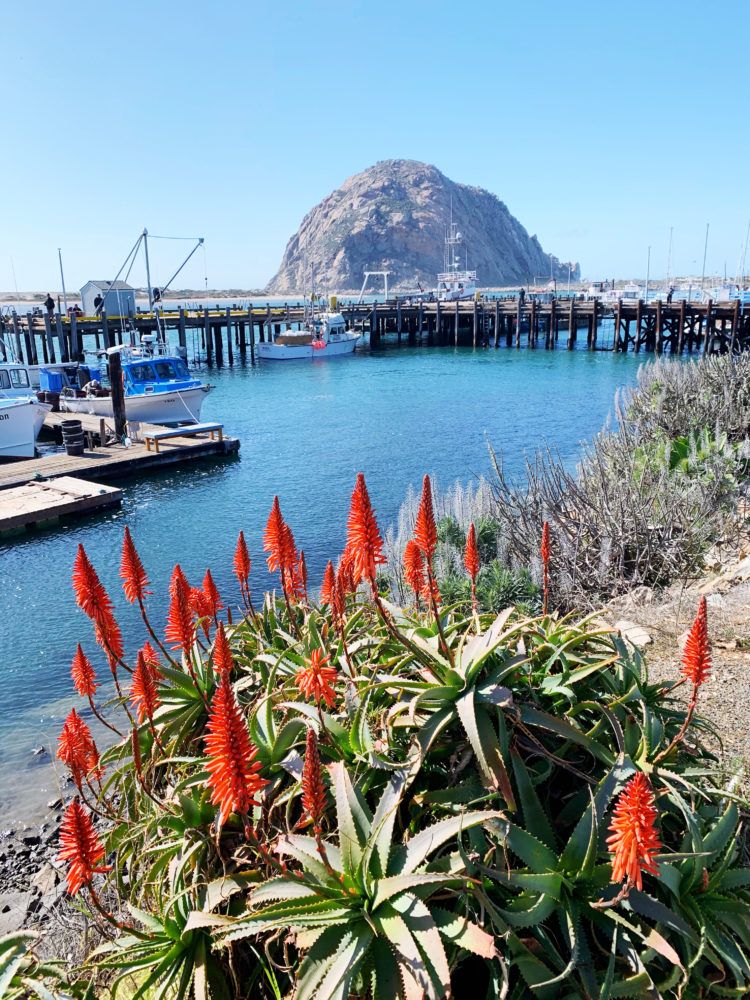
[143, 229, 154, 312]
[666, 226, 673, 289]
[701, 223, 709, 291]
[57, 248, 68, 313]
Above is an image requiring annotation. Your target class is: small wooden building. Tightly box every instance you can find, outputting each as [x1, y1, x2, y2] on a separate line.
[80, 280, 136, 318]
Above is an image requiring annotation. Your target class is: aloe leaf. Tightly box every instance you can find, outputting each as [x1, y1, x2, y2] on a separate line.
[371, 873, 462, 910]
[507, 931, 560, 998]
[309, 926, 373, 1000]
[518, 705, 615, 765]
[392, 894, 452, 996]
[366, 938, 401, 1000]
[277, 834, 343, 881]
[487, 819, 558, 874]
[495, 892, 557, 929]
[456, 691, 516, 807]
[483, 868, 563, 901]
[602, 910, 684, 970]
[202, 874, 260, 912]
[370, 902, 432, 996]
[400, 810, 503, 875]
[560, 757, 633, 875]
[431, 906, 497, 958]
[510, 751, 557, 851]
[458, 607, 515, 680]
[362, 768, 408, 881]
[294, 925, 350, 1000]
[624, 889, 694, 940]
[703, 801, 740, 861]
[248, 877, 322, 907]
[0, 931, 36, 995]
[331, 761, 370, 874]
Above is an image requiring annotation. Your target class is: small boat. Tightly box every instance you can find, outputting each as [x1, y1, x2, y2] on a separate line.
[436, 207, 477, 302]
[0, 396, 51, 459]
[258, 311, 359, 361]
[59, 339, 213, 425]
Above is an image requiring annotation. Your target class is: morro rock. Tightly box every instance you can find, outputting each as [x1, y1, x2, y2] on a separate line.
[266, 160, 578, 293]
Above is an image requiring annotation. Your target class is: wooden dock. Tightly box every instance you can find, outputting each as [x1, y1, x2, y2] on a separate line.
[3, 296, 748, 364]
[0, 476, 122, 534]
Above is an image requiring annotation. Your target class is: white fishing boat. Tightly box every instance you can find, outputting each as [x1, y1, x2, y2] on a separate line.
[58, 341, 213, 425]
[436, 210, 477, 302]
[258, 311, 359, 361]
[0, 396, 51, 459]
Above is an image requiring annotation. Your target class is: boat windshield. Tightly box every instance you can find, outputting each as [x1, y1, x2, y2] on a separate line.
[153, 359, 190, 380]
[128, 363, 157, 383]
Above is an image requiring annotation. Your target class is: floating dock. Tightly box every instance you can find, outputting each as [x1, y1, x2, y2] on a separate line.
[0, 476, 122, 534]
[3, 297, 748, 365]
[0, 412, 239, 535]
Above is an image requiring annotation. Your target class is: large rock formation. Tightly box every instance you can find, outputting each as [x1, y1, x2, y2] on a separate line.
[267, 160, 578, 293]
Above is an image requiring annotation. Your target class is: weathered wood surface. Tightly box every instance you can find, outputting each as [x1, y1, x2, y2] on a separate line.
[0, 475, 122, 532]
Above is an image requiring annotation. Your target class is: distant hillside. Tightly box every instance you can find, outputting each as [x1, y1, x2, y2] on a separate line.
[266, 159, 578, 293]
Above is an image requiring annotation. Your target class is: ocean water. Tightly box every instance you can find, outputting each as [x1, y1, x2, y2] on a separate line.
[0, 342, 642, 820]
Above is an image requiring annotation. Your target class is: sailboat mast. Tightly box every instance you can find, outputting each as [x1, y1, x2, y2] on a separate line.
[143, 229, 154, 312]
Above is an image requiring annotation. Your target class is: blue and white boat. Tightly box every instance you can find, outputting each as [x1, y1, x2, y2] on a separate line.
[59, 339, 212, 425]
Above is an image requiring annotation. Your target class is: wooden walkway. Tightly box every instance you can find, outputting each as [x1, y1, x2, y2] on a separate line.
[3, 296, 748, 364]
[0, 411, 239, 492]
[0, 476, 122, 534]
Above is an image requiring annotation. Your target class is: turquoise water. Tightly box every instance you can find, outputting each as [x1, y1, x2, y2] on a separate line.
[0, 343, 642, 819]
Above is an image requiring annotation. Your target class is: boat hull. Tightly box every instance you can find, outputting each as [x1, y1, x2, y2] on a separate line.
[258, 335, 359, 361]
[0, 399, 51, 458]
[60, 385, 212, 425]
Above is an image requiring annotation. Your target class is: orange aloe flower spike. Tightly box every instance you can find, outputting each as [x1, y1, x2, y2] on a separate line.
[464, 524, 480, 581]
[263, 496, 286, 573]
[58, 799, 108, 895]
[72, 544, 124, 664]
[204, 673, 267, 827]
[71, 644, 98, 699]
[320, 560, 335, 605]
[301, 727, 327, 832]
[681, 596, 711, 688]
[295, 648, 338, 709]
[606, 772, 662, 891]
[212, 621, 234, 675]
[403, 539, 426, 597]
[165, 567, 196, 654]
[131, 649, 160, 725]
[202, 569, 223, 619]
[346, 473, 385, 590]
[120, 526, 150, 604]
[233, 531, 251, 589]
[414, 475, 438, 561]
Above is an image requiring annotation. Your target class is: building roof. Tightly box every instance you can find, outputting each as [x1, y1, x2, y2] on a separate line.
[83, 280, 135, 291]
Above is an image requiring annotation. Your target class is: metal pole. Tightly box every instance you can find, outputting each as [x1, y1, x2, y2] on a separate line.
[666, 226, 673, 289]
[567, 264, 571, 296]
[384, 272, 388, 302]
[645, 246, 651, 303]
[58, 248, 68, 313]
[701, 223, 709, 291]
[143, 228, 153, 311]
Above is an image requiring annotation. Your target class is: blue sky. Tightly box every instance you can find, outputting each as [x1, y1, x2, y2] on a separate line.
[2, 0, 748, 291]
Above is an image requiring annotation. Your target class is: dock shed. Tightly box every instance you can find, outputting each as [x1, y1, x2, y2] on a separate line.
[80, 280, 136, 318]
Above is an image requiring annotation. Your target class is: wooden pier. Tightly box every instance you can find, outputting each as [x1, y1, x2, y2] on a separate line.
[0, 476, 122, 534]
[2, 297, 748, 364]
[0, 411, 239, 534]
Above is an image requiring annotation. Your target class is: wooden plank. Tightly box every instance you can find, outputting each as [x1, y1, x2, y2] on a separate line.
[0, 476, 122, 532]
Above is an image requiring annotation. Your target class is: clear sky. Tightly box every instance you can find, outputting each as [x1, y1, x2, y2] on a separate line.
[2, 0, 748, 292]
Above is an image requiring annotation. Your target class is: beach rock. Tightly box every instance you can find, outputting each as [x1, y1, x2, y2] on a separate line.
[0, 890, 31, 934]
[32, 864, 60, 895]
[267, 159, 579, 293]
[614, 620, 653, 648]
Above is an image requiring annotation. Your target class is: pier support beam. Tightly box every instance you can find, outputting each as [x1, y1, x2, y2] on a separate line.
[178, 308, 187, 351]
[454, 300, 459, 347]
[204, 308, 213, 364]
[108, 350, 127, 441]
[567, 299, 576, 350]
[225, 308, 234, 364]
[43, 312, 57, 363]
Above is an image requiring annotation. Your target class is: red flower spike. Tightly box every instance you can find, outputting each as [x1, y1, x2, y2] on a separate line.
[72, 545, 123, 663]
[131, 649, 160, 724]
[320, 561, 335, 605]
[464, 524, 480, 581]
[202, 569, 223, 619]
[298, 551, 308, 602]
[233, 531, 251, 589]
[338, 546, 359, 593]
[57, 709, 100, 786]
[165, 568, 196, 654]
[681, 597, 711, 688]
[414, 475, 438, 561]
[345, 473, 385, 589]
[169, 564, 191, 599]
[58, 799, 108, 895]
[302, 728, 327, 830]
[190, 586, 212, 639]
[204, 673, 267, 827]
[541, 521, 551, 614]
[212, 622, 234, 676]
[295, 648, 338, 709]
[120, 526, 150, 604]
[70, 644, 98, 699]
[138, 641, 163, 680]
[263, 496, 286, 573]
[541, 521, 551, 565]
[403, 540, 426, 597]
[607, 772, 662, 891]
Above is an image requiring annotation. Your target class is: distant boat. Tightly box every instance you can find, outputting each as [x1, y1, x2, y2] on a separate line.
[258, 310, 359, 361]
[59, 338, 212, 425]
[0, 396, 51, 459]
[436, 211, 477, 302]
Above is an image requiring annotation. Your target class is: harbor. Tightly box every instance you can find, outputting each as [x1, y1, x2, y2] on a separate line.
[3, 294, 748, 365]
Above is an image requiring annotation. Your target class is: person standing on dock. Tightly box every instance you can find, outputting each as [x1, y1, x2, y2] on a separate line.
[44, 292, 54, 317]
[94, 292, 103, 315]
